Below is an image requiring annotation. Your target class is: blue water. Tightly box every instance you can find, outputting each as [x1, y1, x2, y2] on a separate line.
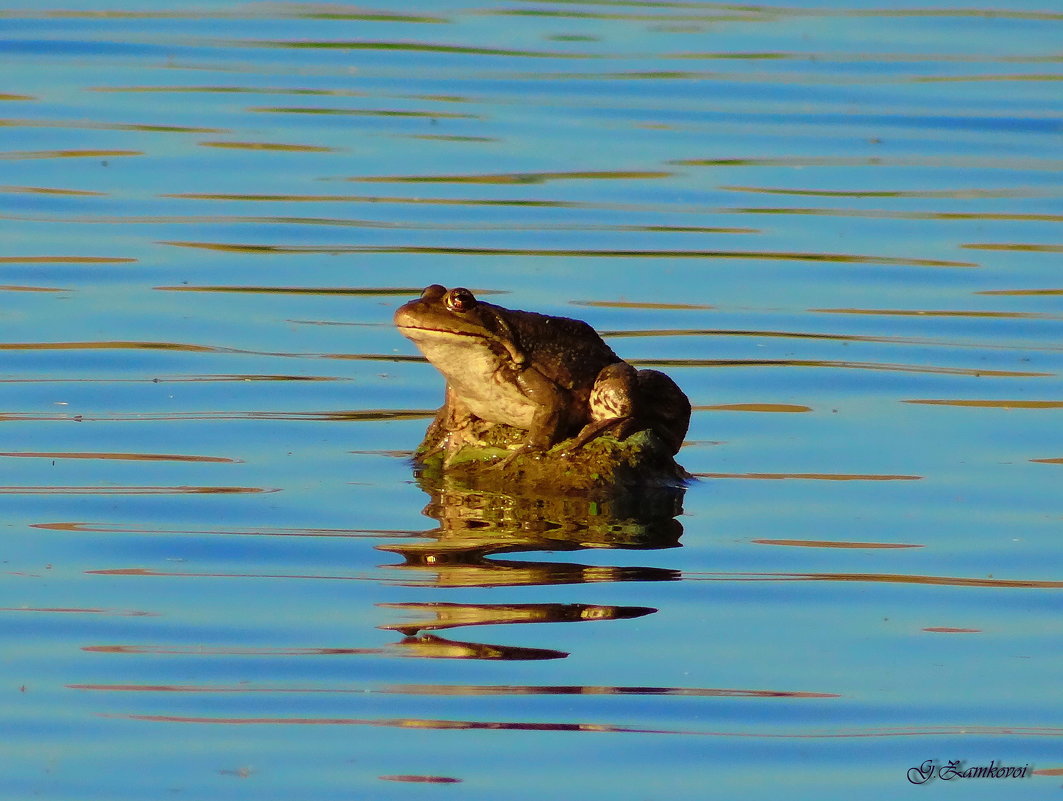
[2, 2, 1062, 798]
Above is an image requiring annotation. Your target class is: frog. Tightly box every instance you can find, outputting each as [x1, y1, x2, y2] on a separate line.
[394, 284, 690, 462]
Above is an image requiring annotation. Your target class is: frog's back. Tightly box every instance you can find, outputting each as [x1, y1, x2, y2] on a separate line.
[502, 306, 619, 388]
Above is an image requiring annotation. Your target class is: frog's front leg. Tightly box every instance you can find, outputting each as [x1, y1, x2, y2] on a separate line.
[514, 367, 571, 449]
[489, 368, 570, 469]
[420, 386, 489, 465]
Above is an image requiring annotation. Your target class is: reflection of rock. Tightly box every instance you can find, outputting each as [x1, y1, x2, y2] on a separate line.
[379, 602, 656, 636]
[374, 468, 686, 659]
[378, 475, 686, 588]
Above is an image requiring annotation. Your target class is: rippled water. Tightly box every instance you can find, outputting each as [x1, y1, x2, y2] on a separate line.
[3, 2, 1062, 799]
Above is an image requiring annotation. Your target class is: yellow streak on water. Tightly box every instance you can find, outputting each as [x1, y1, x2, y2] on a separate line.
[0, 486, 276, 495]
[963, 243, 1063, 252]
[752, 539, 923, 549]
[0, 256, 135, 264]
[904, 400, 1063, 409]
[198, 141, 338, 152]
[0, 284, 70, 292]
[0, 149, 142, 160]
[694, 473, 922, 481]
[695, 404, 812, 413]
[0, 452, 240, 463]
[0, 184, 106, 196]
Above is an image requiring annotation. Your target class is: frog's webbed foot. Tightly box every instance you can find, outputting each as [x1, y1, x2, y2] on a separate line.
[568, 415, 639, 451]
[492, 443, 546, 470]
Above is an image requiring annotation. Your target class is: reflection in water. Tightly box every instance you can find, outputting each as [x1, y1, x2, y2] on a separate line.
[379, 602, 655, 635]
[380, 473, 684, 588]
[371, 472, 685, 657]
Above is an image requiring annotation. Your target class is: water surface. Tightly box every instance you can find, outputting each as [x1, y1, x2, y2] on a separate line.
[3, 2, 1062, 799]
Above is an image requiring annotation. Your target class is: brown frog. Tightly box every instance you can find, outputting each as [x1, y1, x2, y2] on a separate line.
[395, 285, 690, 461]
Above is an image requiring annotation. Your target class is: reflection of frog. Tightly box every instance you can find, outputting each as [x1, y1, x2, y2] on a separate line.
[394, 285, 690, 460]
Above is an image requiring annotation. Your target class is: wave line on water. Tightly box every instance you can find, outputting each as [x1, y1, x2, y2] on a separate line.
[33, 521, 420, 538]
[101, 713, 1063, 740]
[0, 451, 240, 463]
[68, 682, 839, 699]
[682, 572, 1063, 589]
[694, 472, 922, 481]
[631, 358, 1049, 378]
[0, 409, 431, 423]
[0, 486, 276, 495]
[157, 240, 977, 267]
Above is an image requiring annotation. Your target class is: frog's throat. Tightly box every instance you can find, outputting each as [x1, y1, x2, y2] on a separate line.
[398, 324, 526, 368]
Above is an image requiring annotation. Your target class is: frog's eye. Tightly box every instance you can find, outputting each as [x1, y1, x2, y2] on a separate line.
[445, 287, 477, 312]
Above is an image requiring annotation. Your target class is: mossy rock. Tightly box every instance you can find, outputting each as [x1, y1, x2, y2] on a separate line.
[413, 421, 690, 498]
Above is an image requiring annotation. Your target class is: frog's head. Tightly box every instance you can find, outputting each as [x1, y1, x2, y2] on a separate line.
[394, 285, 489, 338]
[395, 284, 526, 367]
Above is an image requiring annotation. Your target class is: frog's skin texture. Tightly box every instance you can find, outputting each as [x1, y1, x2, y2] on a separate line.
[395, 285, 690, 461]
